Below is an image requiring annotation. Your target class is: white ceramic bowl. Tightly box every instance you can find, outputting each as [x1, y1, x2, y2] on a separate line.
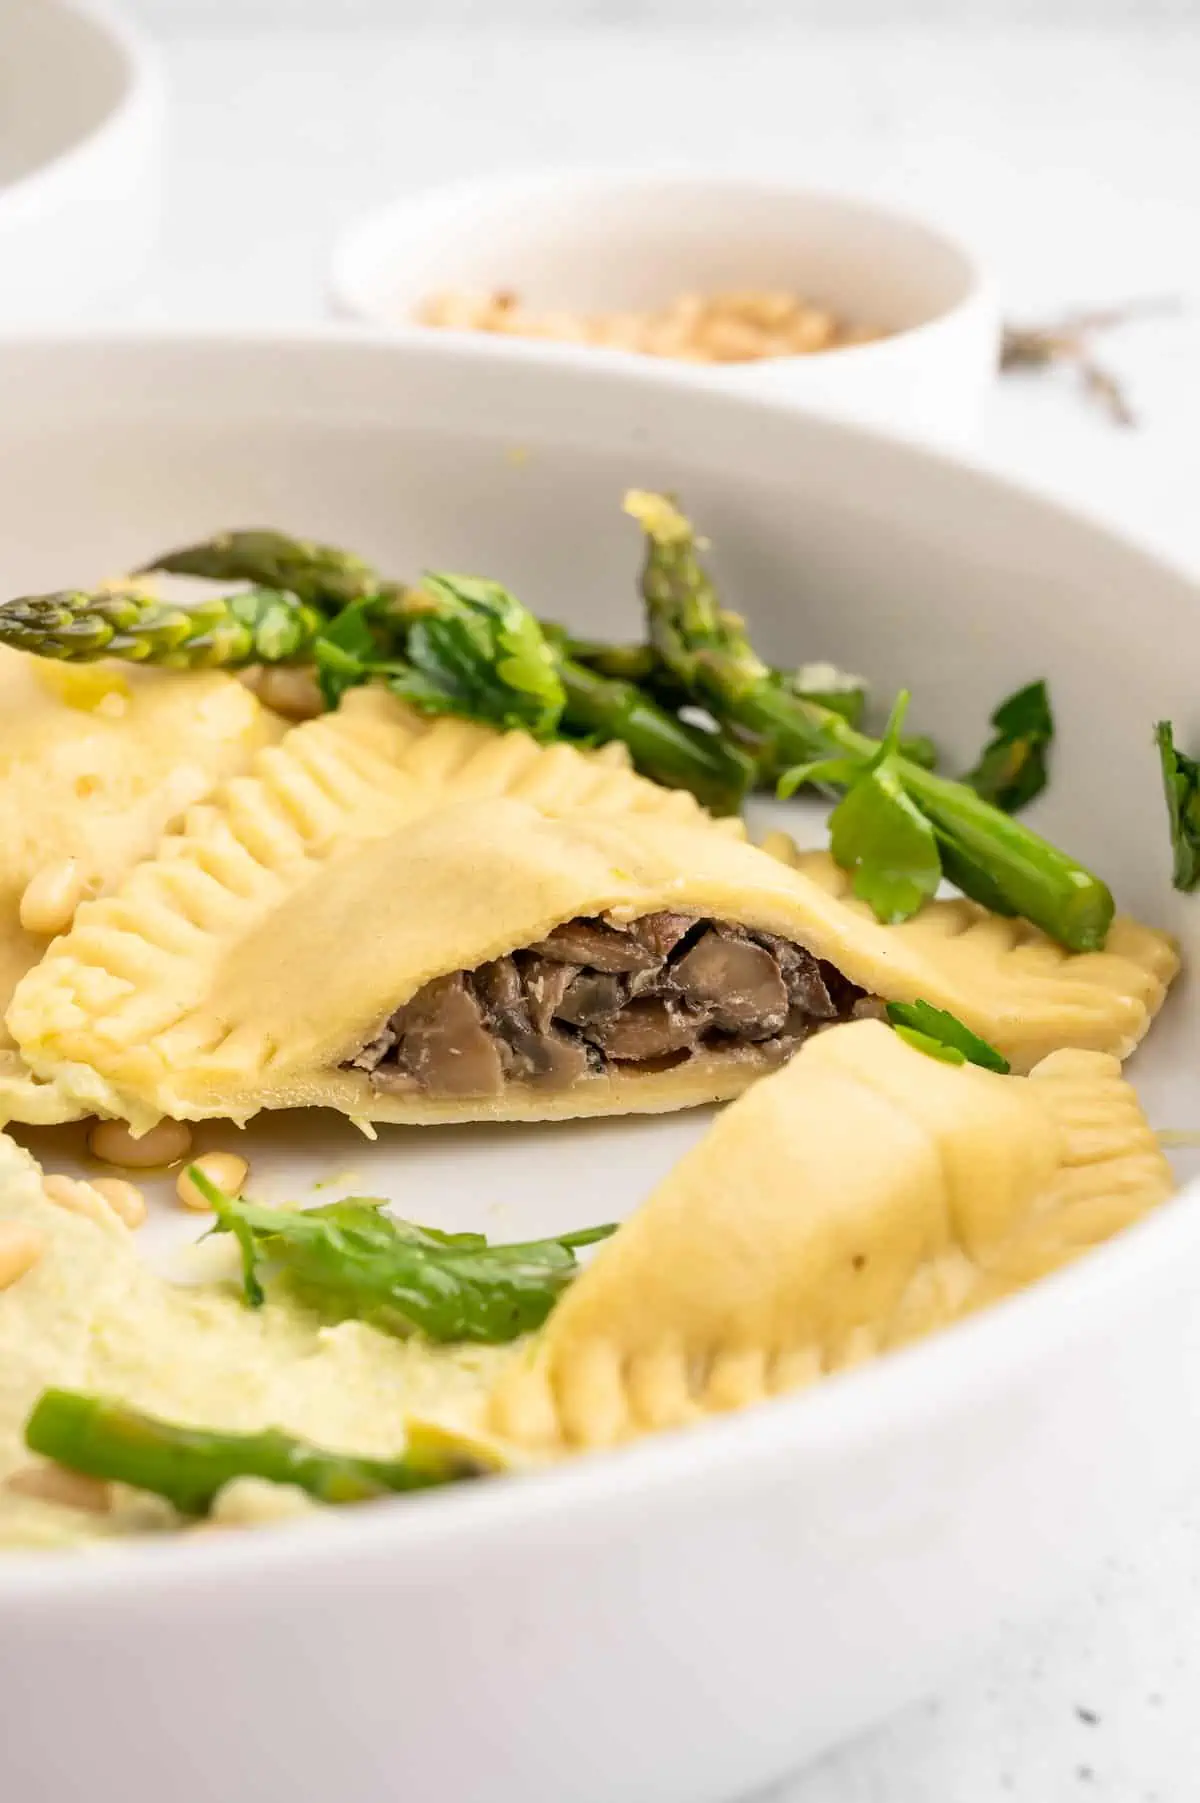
[0, 0, 163, 325]
[1, 330, 1197, 1803]
[329, 170, 1000, 445]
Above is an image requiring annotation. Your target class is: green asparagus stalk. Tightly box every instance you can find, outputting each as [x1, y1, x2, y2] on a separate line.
[0, 586, 323, 667]
[196, 1170, 616, 1344]
[141, 528, 387, 611]
[136, 528, 755, 811]
[25, 1388, 487, 1516]
[627, 490, 1114, 952]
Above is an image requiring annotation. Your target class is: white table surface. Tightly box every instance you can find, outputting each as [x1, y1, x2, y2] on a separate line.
[119, 21, 1200, 1801]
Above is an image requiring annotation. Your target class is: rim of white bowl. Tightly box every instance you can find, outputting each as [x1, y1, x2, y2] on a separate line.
[0, 323, 1192, 1601]
[0, 0, 164, 232]
[327, 165, 998, 367]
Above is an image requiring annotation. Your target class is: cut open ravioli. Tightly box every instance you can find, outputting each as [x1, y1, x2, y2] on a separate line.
[9, 775, 1179, 1130]
[0, 651, 282, 1125]
[489, 1019, 1175, 1450]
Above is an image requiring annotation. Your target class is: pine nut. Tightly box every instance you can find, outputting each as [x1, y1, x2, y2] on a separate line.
[18, 858, 87, 937]
[43, 1174, 124, 1232]
[91, 1177, 147, 1230]
[6, 1463, 112, 1514]
[0, 1221, 45, 1288]
[177, 1151, 249, 1213]
[88, 1117, 194, 1170]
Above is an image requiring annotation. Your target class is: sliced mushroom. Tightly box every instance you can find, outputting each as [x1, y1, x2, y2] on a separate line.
[521, 957, 579, 1035]
[348, 1021, 397, 1074]
[554, 971, 629, 1029]
[527, 918, 663, 974]
[506, 1027, 595, 1087]
[586, 997, 710, 1062]
[671, 928, 788, 1038]
[753, 934, 840, 1020]
[622, 910, 697, 960]
[389, 973, 505, 1097]
[472, 956, 533, 1038]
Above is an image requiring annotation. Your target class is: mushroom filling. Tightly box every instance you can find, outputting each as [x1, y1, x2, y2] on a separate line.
[346, 912, 883, 1099]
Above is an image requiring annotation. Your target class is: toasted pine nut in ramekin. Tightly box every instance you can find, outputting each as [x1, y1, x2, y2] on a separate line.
[177, 1151, 249, 1213]
[88, 1117, 194, 1170]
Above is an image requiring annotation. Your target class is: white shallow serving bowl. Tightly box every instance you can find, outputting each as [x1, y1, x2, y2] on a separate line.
[0, 0, 163, 325]
[329, 170, 1000, 446]
[0, 331, 1198, 1803]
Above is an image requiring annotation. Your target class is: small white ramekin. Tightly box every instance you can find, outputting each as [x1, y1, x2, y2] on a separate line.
[0, 0, 164, 326]
[329, 169, 999, 445]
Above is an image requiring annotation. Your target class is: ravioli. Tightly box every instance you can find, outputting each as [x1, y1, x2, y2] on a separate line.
[9, 755, 1179, 1131]
[489, 1020, 1174, 1449]
[0, 650, 282, 1125]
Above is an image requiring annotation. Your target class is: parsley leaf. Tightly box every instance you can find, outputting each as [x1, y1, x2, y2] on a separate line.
[1156, 721, 1200, 892]
[795, 691, 942, 925]
[886, 1000, 1011, 1073]
[193, 1172, 615, 1344]
[966, 679, 1054, 814]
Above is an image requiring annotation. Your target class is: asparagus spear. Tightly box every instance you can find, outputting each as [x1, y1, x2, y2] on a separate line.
[195, 1170, 617, 1344]
[141, 528, 387, 611]
[25, 1389, 487, 1516]
[145, 529, 755, 812]
[0, 586, 323, 667]
[626, 490, 1114, 952]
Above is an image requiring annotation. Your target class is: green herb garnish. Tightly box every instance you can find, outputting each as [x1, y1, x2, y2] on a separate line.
[1156, 720, 1200, 892]
[780, 692, 941, 924]
[886, 1000, 1011, 1072]
[966, 680, 1054, 814]
[193, 1170, 616, 1344]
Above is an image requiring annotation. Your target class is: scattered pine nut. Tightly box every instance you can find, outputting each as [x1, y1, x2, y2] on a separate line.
[18, 858, 86, 937]
[88, 1117, 194, 1170]
[0, 1221, 45, 1289]
[6, 1463, 112, 1514]
[43, 1174, 125, 1232]
[90, 1177, 147, 1230]
[177, 1151, 249, 1213]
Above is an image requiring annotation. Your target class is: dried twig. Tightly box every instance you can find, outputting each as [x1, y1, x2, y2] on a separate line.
[999, 297, 1182, 427]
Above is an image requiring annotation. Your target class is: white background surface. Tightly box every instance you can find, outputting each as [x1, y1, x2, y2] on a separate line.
[71, 12, 1200, 1801]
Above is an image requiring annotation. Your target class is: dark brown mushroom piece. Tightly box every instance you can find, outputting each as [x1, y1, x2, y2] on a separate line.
[623, 911, 697, 960]
[526, 918, 663, 974]
[553, 971, 629, 1029]
[388, 972, 505, 1097]
[520, 957, 579, 1035]
[753, 933, 840, 1020]
[472, 956, 533, 1039]
[670, 928, 789, 1037]
[587, 996, 711, 1062]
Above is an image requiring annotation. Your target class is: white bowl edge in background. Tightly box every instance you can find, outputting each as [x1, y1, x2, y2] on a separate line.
[329, 168, 1001, 446]
[0, 0, 164, 325]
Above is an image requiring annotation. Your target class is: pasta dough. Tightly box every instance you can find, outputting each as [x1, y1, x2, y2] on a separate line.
[489, 1020, 1174, 1449]
[0, 651, 282, 1125]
